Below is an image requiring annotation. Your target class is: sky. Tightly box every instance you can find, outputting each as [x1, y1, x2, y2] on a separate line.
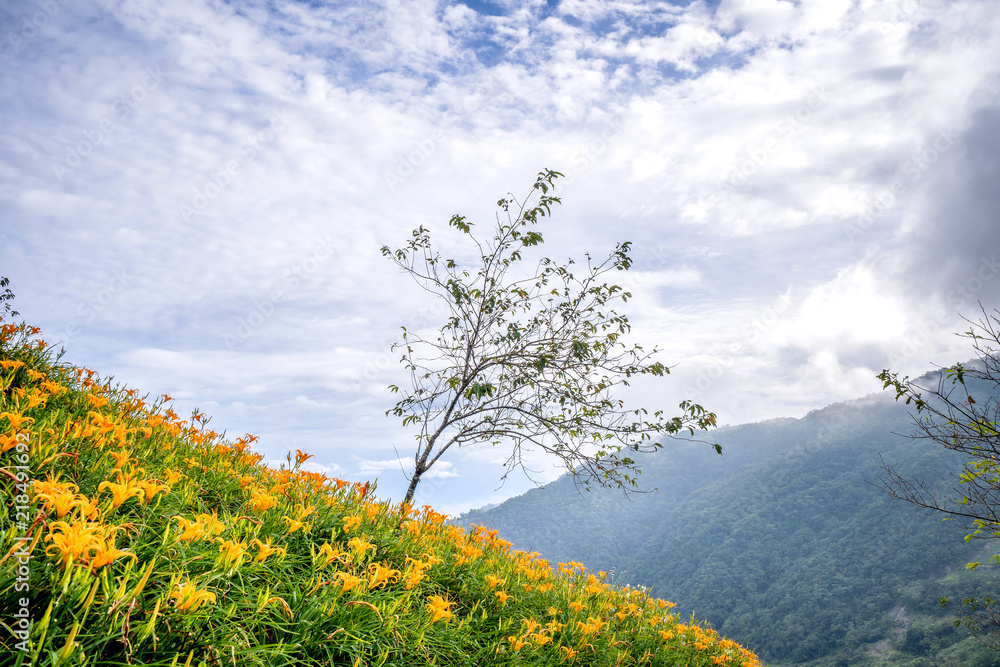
[2, 0, 999, 515]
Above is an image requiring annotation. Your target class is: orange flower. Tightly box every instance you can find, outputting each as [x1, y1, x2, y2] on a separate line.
[507, 635, 527, 651]
[216, 539, 247, 570]
[367, 562, 400, 589]
[248, 489, 277, 512]
[35, 489, 83, 518]
[171, 582, 216, 613]
[347, 536, 375, 560]
[425, 595, 454, 623]
[172, 516, 207, 542]
[108, 450, 132, 469]
[252, 538, 286, 564]
[0, 411, 33, 430]
[136, 479, 170, 504]
[282, 516, 309, 534]
[45, 521, 104, 568]
[98, 479, 142, 508]
[494, 590, 511, 605]
[333, 571, 364, 593]
[576, 617, 605, 636]
[342, 515, 362, 533]
[316, 543, 342, 567]
[485, 573, 504, 589]
[88, 533, 135, 571]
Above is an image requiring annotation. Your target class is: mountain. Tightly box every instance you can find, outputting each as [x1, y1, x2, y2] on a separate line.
[457, 383, 1000, 666]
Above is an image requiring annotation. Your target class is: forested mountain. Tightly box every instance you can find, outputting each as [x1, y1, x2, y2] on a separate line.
[457, 381, 1000, 666]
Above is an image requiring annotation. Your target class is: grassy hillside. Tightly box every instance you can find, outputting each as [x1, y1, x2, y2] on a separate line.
[458, 394, 1000, 666]
[0, 316, 761, 667]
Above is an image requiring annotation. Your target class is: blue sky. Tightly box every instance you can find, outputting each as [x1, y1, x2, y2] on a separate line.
[2, 0, 999, 515]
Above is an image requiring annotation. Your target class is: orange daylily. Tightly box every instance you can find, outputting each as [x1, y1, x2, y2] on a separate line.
[425, 595, 454, 623]
[252, 538, 286, 564]
[366, 562, 400, 589]
[171, 582, 216, 613]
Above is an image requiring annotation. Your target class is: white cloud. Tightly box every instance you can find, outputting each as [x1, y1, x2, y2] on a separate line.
[4, 0, 999, 511]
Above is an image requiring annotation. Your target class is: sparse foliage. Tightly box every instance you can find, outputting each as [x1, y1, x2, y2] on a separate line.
[878, 305, 1000, 648]
[0, 276, 17, 319]
[382, 169, 718, 506]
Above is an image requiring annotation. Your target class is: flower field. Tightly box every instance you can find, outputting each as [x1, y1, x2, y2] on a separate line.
[0, 317, 763, 666]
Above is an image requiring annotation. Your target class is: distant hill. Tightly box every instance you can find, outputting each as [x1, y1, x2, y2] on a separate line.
[457, 380, 1000, 666]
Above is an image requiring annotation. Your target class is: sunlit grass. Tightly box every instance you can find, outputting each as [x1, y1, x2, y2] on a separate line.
[0, 317, 763, 666]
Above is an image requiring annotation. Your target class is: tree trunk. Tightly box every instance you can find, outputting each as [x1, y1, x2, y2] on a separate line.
[402, 466, 423, 506]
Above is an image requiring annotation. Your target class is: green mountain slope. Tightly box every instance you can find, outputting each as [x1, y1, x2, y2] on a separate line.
[458, 389, 1000, 666]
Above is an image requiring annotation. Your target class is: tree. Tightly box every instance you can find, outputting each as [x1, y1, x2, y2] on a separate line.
[878, 305, 1000, 648]
[382, 169, 718, 506]
[0, 276, 17, 320]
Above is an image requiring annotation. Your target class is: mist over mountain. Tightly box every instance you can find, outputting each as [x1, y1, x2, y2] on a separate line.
[457, 372, 1000, 666]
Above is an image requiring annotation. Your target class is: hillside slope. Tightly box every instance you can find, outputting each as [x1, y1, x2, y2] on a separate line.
[458, 389, 1000, 665]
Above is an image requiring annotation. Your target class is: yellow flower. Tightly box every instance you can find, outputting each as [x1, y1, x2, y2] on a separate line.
[252, 538, 287, 564]
[367, 562, 400, 589]
[403, 568, 426, 590]
[455, 543, 483, 565]
[216, 539, 247, 570]
[316, 542, 342, 567]
[197, 512, 226, 536]
[282, 516, 309, 534]
[342, 515, 362, 533]
[576, 616, 605, 636]
[333, 571, 364, 593]
[347, 536, 375, 560]
[98, 479, 142, 508]
[425, 595, 454, 623]
[507, 635, 527, 651]
[45, 521, 103, 568]
[161, 469, 184, 485]
[172, 516, 207, 542]
[560, 646, 578, 663]
[568, 601, 586, 613]
[485, 573, 504, 589]
[88, 533, 135, 571]
[108, 449, 132, 469]
[171, 582, 217, 613]
[36, 489, 83, 518]
[136, 479, 170, 504]
[248, 489, 276, 512]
